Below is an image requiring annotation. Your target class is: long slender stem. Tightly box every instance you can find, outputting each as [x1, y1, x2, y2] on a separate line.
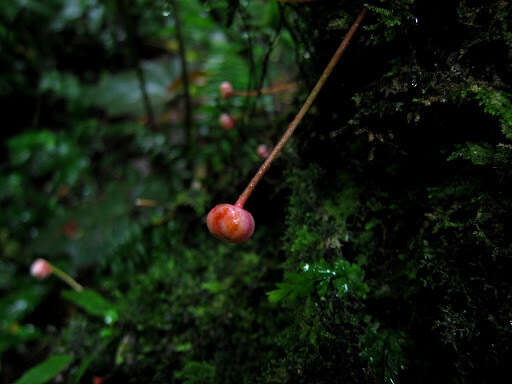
[235, 8, 367, 208]
[135, 64, 155, 127]
[170, 0, 193, 149]
[118, 0, 155, 127]
[232, 82, 296, 97]
[50, 264, 84, 292]
[239, 6, 257, 114]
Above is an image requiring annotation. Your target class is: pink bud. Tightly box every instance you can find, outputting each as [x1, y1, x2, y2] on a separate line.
[219, 113, 236, 130]
[207, 204, 255, 243]
[219, 81, 234, 99]
[257, 144, 271, 159]
[30, 258, 52, 279]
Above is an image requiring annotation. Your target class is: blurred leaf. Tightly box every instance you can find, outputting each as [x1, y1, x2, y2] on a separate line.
[0, 286, 46, 325]
[7, 130, 89, 186]
[8, 131, 57, 167]
[30, 179, 168, 265]
[62, 289, 118, 323]
[13, 354, 73, 384]
[84, 58, 177, 118]
[0, 323, 41, 356]
[39, 71, 81, 102]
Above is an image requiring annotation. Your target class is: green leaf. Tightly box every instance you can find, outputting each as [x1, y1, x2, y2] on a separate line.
[62, 289, 117, 323]
[267, 258, 370, 303]
[14, 354, 73, 384]
[266, 288, 290, 303]
[447, 142, 494, 165]
[475, 88, 512, 139]
[266, 272, 316, 303]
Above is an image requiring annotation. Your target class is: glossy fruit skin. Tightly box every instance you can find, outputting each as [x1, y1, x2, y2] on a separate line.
[207, 203, 255, 243]
[219, 81, 234, 99]
[30, 258, 52, 279]
[219, 113, 235, 130]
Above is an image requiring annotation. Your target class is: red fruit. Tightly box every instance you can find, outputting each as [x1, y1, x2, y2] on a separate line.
[92, 377, 104, 384]
[219, 81, 234, 99]
[207, 10, 367, 244]
[219, 113, 235, 130]
[257, 144, 271, 159]
[30, 258, 52, 279]
[207, 204, 255, 243]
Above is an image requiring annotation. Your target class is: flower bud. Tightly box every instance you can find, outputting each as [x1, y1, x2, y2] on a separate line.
[30, 258, 52, 279]
[257, 144, 271, 159]
[219, 113, 236, 130]
[219, 81, 234, 99]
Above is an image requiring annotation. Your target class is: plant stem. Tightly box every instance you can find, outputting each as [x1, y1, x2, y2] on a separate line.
[234, 8, 367, 209]
[232, 82, 296, 97]
[118, 0, 155, 128]
[135, 63, 155, 128]
[170, 0, 193, 151]
[50, 264, 84, 292]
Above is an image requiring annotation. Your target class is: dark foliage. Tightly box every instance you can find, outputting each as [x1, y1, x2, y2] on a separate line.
[1, 0, 511, 383]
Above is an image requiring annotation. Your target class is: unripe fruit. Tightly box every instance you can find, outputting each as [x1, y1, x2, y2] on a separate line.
[207, 203, 255, 243]
[30, 258, 52, 279]
[219, 113, 236, 130]
[257, 144, 271, 159]
[219, 81, 234, 99]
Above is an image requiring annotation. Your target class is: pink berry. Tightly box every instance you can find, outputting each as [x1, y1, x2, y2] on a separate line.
[257, 144, 271, 159]
[30, 258, 52, 279]
[207, 204, 255, 243]
[219, 81, 234, 99]
[219, 113, 236, 130]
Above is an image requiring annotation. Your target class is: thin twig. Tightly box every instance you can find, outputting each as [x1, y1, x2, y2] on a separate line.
[232, 82, 296, 96]
[238, 6, 257, 110]
[50, 264, 84, 292]
[256, 15, 283, 94]
[170, 0, 193, 151]
[135, 64, 155, 128]
[235, 8, 367, 208]
[118, 0, 155, 128]
[279, 4, 309, 83]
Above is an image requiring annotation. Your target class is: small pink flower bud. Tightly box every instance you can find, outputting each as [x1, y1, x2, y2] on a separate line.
[219, 81, 234, 99]
[257, 144, 271, 159]
[207, 204, 255, 243]
[30, 258, 52, 279]
[219, 113, 236, 130]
